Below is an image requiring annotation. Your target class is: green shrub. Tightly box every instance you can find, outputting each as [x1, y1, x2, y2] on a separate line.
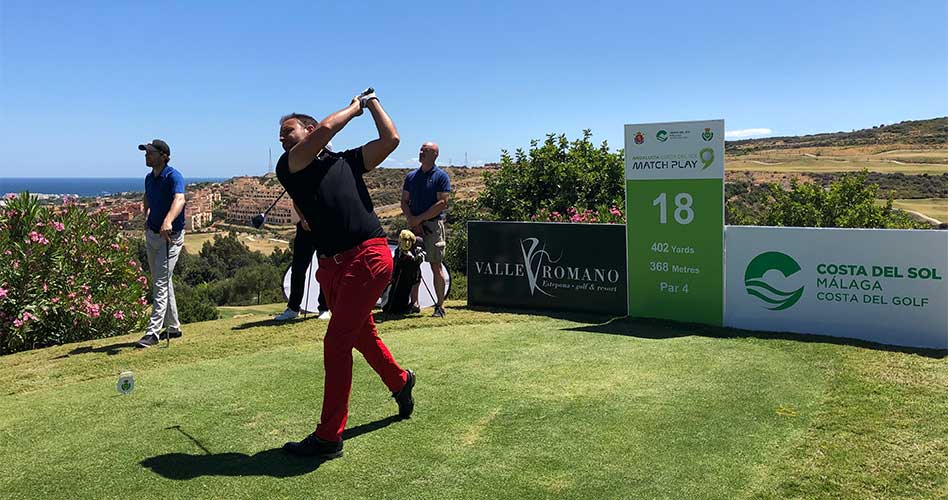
[0, 193, 150, 354]
[764, 170, 930, 229]
[174, 283, 220, 323]
[479, 130, 624, 221]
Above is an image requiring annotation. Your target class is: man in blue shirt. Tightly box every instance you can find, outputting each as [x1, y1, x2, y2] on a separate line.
[136, 139, 187, 348]
[401, 142, 451, 317]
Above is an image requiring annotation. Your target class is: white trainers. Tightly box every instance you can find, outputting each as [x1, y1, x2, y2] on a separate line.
[274, 308, 300, 321]
[317, 310, 332, 320]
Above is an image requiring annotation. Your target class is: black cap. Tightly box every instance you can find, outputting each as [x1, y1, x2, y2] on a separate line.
[138, 139, 170, 156]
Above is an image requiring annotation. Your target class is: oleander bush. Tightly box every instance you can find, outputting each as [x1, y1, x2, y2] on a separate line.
[0, 193, 150, 354]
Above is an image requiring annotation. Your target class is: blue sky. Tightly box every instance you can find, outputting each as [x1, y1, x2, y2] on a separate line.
[1, 0, 945, 177]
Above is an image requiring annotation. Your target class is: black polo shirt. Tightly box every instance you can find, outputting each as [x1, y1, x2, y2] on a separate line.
[275, 147, 385, 256]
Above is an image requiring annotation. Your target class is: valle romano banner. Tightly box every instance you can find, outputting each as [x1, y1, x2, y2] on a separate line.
[725, 226, 948, 349]
[467, 222, 627, 315]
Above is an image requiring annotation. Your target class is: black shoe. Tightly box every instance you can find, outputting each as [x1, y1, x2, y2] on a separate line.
[282, 433, 343, 459]
[162, 328, 183, 339]
[409, 304, 421, 314]
[136, 333, 160, 348]
[432, 306, 445, 318]
[393, 369, 415, 419]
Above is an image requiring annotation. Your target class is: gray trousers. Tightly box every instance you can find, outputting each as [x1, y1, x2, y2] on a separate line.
[145, 229, 184, 337]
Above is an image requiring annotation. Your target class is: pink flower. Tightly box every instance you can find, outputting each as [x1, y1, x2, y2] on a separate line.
[81, 285, 90, 293]
[13, 319, 22, 328]
[22, 311, 36, 322]
[67, 292, 77, 299]
[5, 193, 16, 200]
[35, 222, 46, 227]
[12, 261, 19, 270]
[42, 282, 48, 292]
[3, 250, 11, 255]
[97, 257, 107, 266]
[51, 297, 60, 303]
[86, 303, 100, 318]
[52, 221, 65, 231]
[28, 231, 50, 245]
[0, 287, 7, 299]
[111, 243, 121, 250]
[88, 235, 98, 244]
[113, 310, 125, 320]
[139, 297, 148, 305]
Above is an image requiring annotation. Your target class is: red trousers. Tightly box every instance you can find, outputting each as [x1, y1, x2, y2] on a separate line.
[313, 237, 407, 442]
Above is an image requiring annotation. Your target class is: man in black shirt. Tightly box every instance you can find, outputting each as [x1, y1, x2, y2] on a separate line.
[275, 92, 414, 460]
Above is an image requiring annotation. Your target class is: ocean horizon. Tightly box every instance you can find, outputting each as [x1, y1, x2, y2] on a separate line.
[0, 177, 229, 197]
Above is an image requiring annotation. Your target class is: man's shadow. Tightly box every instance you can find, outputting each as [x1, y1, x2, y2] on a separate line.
[140, 415, 405, 479]
[53, 341, 140, 358]
[230, 315, 321, 331]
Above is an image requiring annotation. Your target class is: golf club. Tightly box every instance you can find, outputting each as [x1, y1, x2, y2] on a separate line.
[419, 272, 437, 309]
[164, 238, 171, 348]
[250, 190, 287, 229]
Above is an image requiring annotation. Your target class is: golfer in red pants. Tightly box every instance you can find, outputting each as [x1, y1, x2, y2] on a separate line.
[275, 90, 414, 460]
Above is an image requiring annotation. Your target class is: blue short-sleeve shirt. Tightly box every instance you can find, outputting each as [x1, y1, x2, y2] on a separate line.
[145, 165, 185, 232]
[403, 166, 451, 220]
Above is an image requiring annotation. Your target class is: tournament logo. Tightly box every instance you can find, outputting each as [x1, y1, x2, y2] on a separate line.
[744, 251, 804, 310]
[701, 127, 714, 141]
[634, 131, 645, 145]
[521, 238, 561, 297]
[656, 130, 668, 142]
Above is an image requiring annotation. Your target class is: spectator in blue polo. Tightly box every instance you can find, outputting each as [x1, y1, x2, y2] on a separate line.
[136, 139, 186, 348]
[401, 142, 450, 318]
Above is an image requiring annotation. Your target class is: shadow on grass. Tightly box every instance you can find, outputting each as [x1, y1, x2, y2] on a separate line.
[460, 304, 946, 358]
[565, 316, 948, 359]
[53, 341, 140, 358]
[141, 415, 405, 479]
[230, 315, 322, 331]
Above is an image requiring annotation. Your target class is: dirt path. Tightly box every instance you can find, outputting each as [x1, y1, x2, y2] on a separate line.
[902, 209, 942, 225]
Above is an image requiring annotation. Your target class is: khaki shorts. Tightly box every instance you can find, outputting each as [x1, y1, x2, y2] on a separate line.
[421, 219, 446, 264]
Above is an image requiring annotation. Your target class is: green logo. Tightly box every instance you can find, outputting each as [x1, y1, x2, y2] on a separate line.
[656, 130, 668, 142]
[744, 251, 804, 310]
[701, 127, 713, 141]
[122, 381, 131, 391]
[699, 148, 715, 169]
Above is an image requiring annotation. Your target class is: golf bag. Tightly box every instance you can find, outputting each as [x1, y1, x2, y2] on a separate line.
[382, 235, 425, 315]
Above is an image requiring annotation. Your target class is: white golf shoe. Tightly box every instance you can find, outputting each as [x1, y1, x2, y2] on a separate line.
[317, 310, 332, 320]
[274, 308, 300, 321]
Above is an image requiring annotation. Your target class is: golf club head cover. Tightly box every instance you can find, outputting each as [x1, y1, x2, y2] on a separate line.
[251, 213, 265, 229]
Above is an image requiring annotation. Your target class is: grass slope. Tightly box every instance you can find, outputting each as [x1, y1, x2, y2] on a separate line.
[1, 303, 945, 499]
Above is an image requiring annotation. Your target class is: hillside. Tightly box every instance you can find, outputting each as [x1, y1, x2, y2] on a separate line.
[726, 117, 947, 154]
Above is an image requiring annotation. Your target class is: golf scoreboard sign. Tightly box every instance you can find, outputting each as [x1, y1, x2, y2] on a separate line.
[625, 120, 724, 325]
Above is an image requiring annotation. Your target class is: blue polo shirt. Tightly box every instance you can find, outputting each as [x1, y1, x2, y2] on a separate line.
[144, 165, 185, 232]
[403, 166, 451, 220]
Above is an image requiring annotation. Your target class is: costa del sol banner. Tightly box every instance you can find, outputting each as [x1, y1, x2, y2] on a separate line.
[725, 226, 948, 349]
[467, 222, 628, 315]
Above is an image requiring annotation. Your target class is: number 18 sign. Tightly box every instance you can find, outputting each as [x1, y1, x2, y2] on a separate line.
[625, 120, 724, 325]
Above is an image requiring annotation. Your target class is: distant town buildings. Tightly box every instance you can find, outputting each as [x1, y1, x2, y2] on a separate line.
[9, 174, 307, 230]
[78, 198, 144, 229]
[222, 174, 297, 226]
[185, 188, 220, 231]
